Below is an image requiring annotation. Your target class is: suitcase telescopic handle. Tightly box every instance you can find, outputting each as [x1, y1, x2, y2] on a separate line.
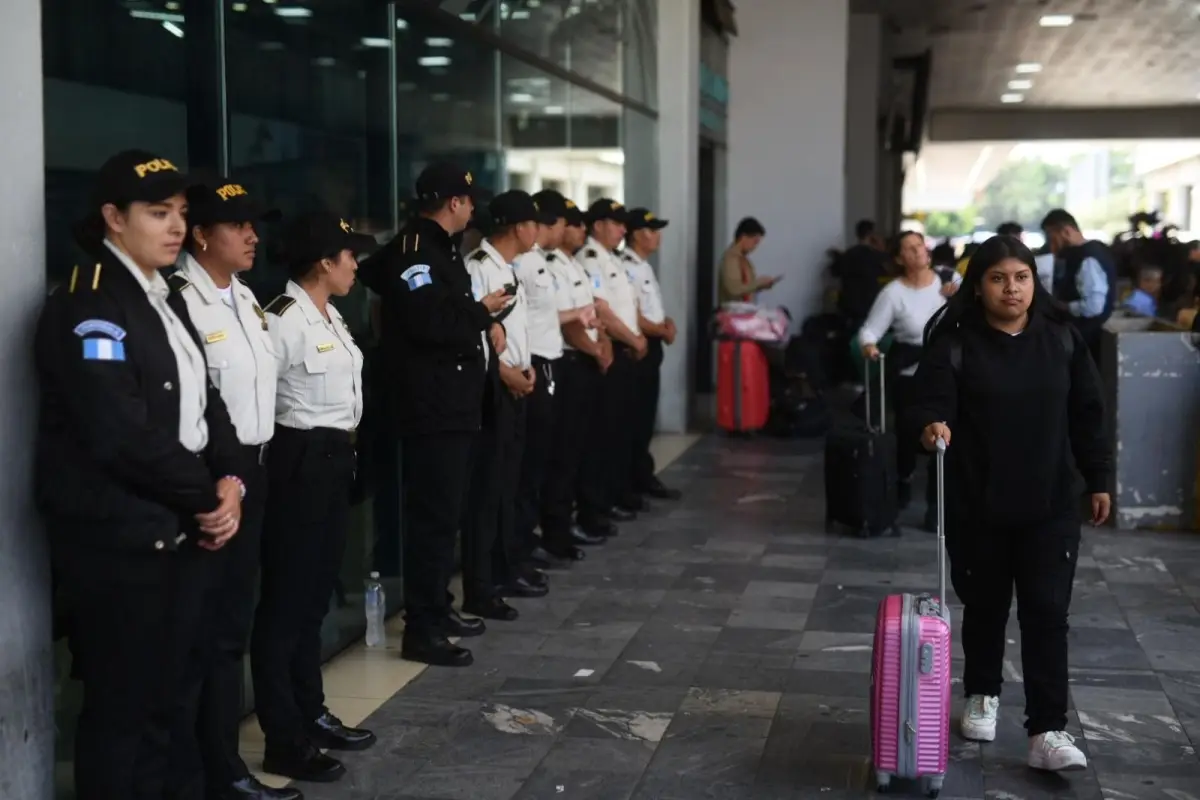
[864, 351, 886, 433]
[935, 436, 947, 607]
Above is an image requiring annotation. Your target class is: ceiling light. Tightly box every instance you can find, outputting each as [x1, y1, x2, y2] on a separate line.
[1038, 14, 1074, 27]
[232, 2, 248, 11]
[162, 20, 184, 38]
[165, 0, 181, 8]
[263, 0, 276, 3]
[130, 9, 184, 22]
[1001, 93, 1025, 103]
[426, 37, 453, 47]
[419, 55, 451, 67]
[459, 12, 476, 20]
[510, 93, 534, 103]
[274, 7, 313, 18]
[1008, 79, 1033, 90]
[396, 18, 408, 30]
[1015, 62, 1042, 73]
[544, 105, 564, 115]
[360, 37, 391, 48]
[511, 9, 531, 19]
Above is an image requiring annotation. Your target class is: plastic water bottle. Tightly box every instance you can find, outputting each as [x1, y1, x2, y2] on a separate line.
[364, 572, 386, 648]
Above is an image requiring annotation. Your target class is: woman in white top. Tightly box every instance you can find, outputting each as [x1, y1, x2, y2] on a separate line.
[250, 211, 378, 784]
[858, 230, 961, 511]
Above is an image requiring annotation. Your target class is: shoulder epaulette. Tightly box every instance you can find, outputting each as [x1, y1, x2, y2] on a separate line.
[545, 252, 558, 262]
[584, 248, 597, 258]
[67, 263, 104, 294]
[166, 272, 190, 292]
[264, 295, 297, 316]
[621, 253, 635, 261]
[470, 249, 488, 262]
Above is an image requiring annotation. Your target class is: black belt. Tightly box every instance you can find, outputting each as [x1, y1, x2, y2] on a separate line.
[274, 425, 356, 445]
[241, 442, 270, 466]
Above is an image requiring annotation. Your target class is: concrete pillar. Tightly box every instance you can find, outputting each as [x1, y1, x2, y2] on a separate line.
[727, 0, 849, 317]
[652, 0, 700, 433]
[0, 1, 54, 798]
[845, 12, 881, 242]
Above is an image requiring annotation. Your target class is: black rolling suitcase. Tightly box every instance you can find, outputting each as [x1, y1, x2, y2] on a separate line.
[823, 353, 900, 538]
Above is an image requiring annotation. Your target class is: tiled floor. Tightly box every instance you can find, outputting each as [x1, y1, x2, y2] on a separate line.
[254, 435, 1200, 799]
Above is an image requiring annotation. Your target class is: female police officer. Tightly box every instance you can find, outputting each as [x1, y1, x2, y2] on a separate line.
[34, 149, 246, 799]
[250, 211, 378, 784]
[168, 181, 299, 800]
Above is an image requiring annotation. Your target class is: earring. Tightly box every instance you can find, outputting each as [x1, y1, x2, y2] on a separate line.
[201, 241, 208, 252]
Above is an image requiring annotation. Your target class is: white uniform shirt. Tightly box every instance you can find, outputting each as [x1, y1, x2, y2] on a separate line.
[173, 255, 277, 445]
[467, 239, 531, 369]
[104, 239, 209, 453]
[551, 249, 600, 347]
[267, 281, 363, 432]
[622, 250, 666, 324]
[579, 237, 640, 335]
[514, 245, 565, 360]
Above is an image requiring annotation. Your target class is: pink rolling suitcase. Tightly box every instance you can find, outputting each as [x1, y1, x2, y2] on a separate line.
[870, 438, 951, 798]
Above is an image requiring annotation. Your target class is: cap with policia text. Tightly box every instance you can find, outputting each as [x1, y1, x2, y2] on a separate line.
[415, 162, 479, 201]
[625, 208, 669, 232]
[90, 149, 191, 208]
[186, 180, 281, 227]
[488, 190, 556, 227]
[585, 197, 628, 225]
[277, 211, 380, 266]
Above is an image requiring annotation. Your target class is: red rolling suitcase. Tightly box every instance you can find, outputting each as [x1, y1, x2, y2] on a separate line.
[717, 339, 770, 433]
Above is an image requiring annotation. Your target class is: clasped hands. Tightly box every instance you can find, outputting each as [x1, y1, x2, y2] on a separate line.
[196, 476, 243, 550]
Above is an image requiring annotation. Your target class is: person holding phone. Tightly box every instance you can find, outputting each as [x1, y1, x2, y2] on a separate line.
[463, 190, 553, 621]
[718, 217, 780, 304]
[906, 234, 1110, 772]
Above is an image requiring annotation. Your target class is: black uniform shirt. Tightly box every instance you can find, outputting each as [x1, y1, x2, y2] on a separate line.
[34, 245, 243, 552]
[359, 216, 493, 436]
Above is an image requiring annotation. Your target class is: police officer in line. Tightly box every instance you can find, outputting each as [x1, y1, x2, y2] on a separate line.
[35, 150, 246, 799]
[357, 163, 511, 668]
[621, 208, 683, 504]
[577, 199, 648, 526]
[251, 212, 377, 783]
[540, 203, 615, 553]
[514, 190, 592, 568]
[167, 181, 299, 800]
[463, 190, 552, 620]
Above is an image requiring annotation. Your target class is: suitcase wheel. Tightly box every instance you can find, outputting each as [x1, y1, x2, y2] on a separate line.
[920, 775, 944, 798]
[874, 771, 891, 793]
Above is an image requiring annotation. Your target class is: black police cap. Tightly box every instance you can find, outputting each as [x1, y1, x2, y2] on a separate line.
[625, 207, 669, 232]
[585, 197, 628, 225]
[90, 149, 190, 208]
[488, 190, 555, 227]
[186, 180, 280, 227]
[278, 211, 379, 266]
[531, 189, 569, 221]
[415, 162, 479, 202]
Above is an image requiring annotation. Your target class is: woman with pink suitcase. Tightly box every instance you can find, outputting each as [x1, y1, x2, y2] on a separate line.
[905, 234, 1111, 774]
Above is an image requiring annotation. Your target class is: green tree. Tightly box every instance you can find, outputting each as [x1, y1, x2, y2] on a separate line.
[922, 209, 977, 238]
[976, 158, 1067, 230]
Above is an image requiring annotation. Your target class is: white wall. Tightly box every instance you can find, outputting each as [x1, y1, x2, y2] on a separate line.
[845, 12, 881, 242]
[726, 0, 849, 317]
[0, 1, 53, 798]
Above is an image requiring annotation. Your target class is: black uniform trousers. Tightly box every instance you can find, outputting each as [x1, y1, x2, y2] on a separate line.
[575, 350, 618, 529]
[401, 430, 476, 635]
[250, 426, 355, 747]
[514, 357, 558, 557]
[192, 444, 270, 787]
[598, 345, 640, 511]
[949, 511, 1080, 736]
[631, 337, 664, 492]
[542, 350, 598, 550]
[55, 531, 210, 800]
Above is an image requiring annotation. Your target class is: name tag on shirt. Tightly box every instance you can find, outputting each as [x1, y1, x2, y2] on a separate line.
[317, 343, 336, 353]
[205, 330, 228, 344]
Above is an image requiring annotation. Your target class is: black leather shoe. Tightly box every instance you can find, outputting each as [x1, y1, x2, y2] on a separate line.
[545, 545, 587, 561]
[464, 596, 520, 621]
[529, 546, 557, 568]
[618, 494, 648, 512]
[501, 576, 550, 598]
[521, 567, 548, 587]
[215, 777, 303, 800]
[571, 527, 607, 545]
[402, 632, 474, 667]
[442, 608, 486, 638]
[307, 711, 376, 751]
[642, 480, 682, 501]
[261, 742, 345, 783]
[608, 506, 637, 522]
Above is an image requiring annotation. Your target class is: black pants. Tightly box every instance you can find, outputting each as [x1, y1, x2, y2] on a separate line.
[515, 357, 558, 556]
[543, 351, 597, 549]
[55, 534, 210, 800]
[250, 426, 355, 747]
[949, 512, 1080, 736]
[632, 337, 664, 491]
[574, 352, 613, 529]
[463, 387, 526, 602]
[193, 445, 269, 787]
[401, 430, 476, 635]
[602, 347, 641, 507]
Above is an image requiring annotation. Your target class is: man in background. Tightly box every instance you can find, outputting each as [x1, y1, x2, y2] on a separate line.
[833, 219, 888, 329]
[718, 217, 779, 304]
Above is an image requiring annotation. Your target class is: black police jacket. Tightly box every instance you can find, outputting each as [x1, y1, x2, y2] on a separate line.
[33, 245, 244, 553]
[359, 216, 493, 436]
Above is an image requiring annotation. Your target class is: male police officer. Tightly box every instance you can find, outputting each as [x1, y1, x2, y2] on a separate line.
[358, 163, 509, 667]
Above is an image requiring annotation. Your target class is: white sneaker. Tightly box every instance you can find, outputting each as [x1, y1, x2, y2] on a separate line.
[960, 695, 999, 742]
[1028, 731, 1088, 771]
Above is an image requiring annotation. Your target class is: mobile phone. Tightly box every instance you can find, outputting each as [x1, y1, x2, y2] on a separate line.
[503, 282, 518, 297]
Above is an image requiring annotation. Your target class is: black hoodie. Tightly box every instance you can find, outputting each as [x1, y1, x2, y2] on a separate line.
[905, 311, 1110, 529]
